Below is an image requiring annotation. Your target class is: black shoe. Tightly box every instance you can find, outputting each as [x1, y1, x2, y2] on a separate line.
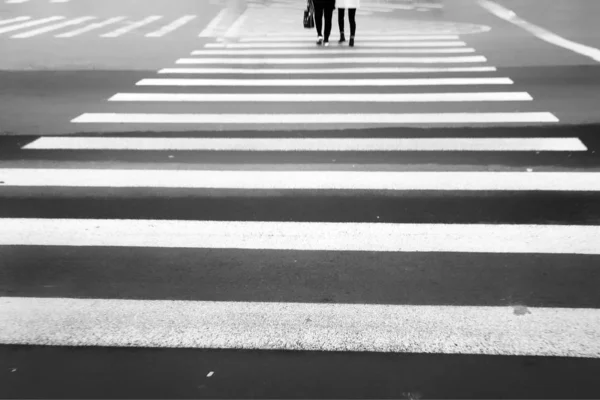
[349, 37, 354, 47]
[316, 37, 323, 46]
[339, 34, 346, 43]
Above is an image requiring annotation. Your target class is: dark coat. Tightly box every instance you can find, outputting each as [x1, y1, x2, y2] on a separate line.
[312, 0, 336, 8]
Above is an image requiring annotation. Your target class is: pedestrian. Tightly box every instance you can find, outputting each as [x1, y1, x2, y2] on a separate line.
[312, 0, 336, 46]
[337, 0, 359, 47]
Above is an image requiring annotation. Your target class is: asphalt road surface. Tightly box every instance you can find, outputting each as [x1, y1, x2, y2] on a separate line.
[1, 0, 600, 398]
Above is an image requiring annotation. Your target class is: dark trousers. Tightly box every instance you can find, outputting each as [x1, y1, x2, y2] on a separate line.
[338, 8, 356, 37]
[314, 5, 334, 41]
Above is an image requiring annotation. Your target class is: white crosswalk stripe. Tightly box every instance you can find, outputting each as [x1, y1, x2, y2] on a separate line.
[4, 297, 598, 357]
[100, 16, 162, 37]
[5, 27, 597, 369]
[158, 66, 498, 74]
[11, 16, 95, 38]
[0, 16, 31, 26]
[175, 56, 488, 64]
[1, 170, 597, 191]
[109, 92, 533, 102]
[0, 16, 64, 34]
[135, 77, 513, 86]
[55, 16, 126, 38]
[191, 48, 477, 54]
[145, 15, 197, 37]
[205, 41, 469, 48]
[72, 112, 558, 124]
[23, 137, 587, 151]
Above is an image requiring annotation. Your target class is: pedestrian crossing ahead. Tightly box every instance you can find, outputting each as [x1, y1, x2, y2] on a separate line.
[1, 26, 600, 383]
[70, 31, 558, 127]
[0, 15, 200, 38]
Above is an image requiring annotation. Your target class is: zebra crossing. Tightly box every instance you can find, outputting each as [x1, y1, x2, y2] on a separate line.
[70, 31, 559, 126]
[1, 27, 600, 363]
[0, 15, 200, 38]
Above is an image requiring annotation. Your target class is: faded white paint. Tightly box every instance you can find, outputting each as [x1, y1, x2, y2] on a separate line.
[55, 17, 126, 38]
[158, 67, 498, 74]
[1, 297, 600, 357]
[0, 169, 594, 192]
[0, 16, 64, 35]
[12, 16, 95, 38]
[190, 48, 476, 55]
[175, 56, 488, 64]
[109, 92, 530, 102]
[100, 16, 162, 38]
[23, 137, 586, 152]
[136, 78, 512, 86]
[145, 15, 196, 37]
[204, 41, 468, 48]
[71, 112, 558, 124]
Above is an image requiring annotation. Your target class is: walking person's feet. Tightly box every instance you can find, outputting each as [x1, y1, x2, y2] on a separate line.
[339, 33, 346, 43]
[324, 40, 330, 46]
[316, 36, 324, 45]
[349, 37, 355, 47]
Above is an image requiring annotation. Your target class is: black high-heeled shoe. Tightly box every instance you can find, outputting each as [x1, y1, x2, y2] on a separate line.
[339, 33, 346, 43]
[349, 37, 355, 47]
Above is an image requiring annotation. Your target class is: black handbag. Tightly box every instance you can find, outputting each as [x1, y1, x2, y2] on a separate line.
[304, 0, 315, 29]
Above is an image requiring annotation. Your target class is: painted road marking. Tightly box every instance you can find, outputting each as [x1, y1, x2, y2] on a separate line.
[136, 78, 512, 86]
[71, 112, 558, 124]
[175, 56, 488, 64]
[0, 170, 591, 191]
[55, 16, 126, 38]
[2, 297, 599, 357]
[109, 92, 532, 102]
[224, 12, 247, 38]
[199, 8, 228, 37]
[190, 48, 477, 55]
[480, 0, 600, 63]
[11, 16, 95, 38]
[0, 16, 31, 26]
[204, 41, 469, 48]
[145, 15, 196, 37]
[24, 137, 587, 152]
[100, 16, 162, 38]
[240, 35, 461, 42]
[158, 66, 499, 74]
[0, 218, 599, 254]
[0, 16, 64, 35]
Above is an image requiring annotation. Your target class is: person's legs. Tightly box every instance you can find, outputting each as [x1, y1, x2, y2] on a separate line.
[314, 4, 324, 39]
[348, 8, 356, 46]
[338, 8, 346, 42]
[324, 7, 333, 43]
[349, 8, 356, 37]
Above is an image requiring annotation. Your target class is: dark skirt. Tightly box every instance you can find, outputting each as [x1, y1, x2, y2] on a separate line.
[313, 0, 336, 9]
